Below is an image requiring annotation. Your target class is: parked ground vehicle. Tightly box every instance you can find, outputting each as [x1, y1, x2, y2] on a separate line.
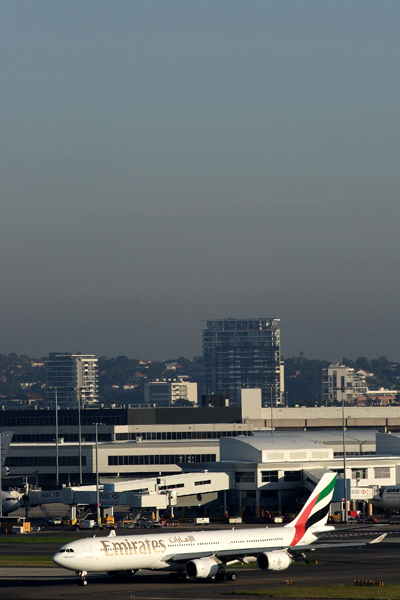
[82, 520, 96, 529]
[137, 518, 162, 528]
[149, 520, 162, 527]
[366, 516, 379, 523]
[328, 514, 341, 523]
[194, 517, 209, 525]
[136, 518, 149, 527]
[48, 516, 62, 525]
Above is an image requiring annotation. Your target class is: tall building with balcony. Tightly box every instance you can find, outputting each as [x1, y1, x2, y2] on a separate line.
[321, 363, 368, 404]
[45, 353, 98, 409]
[202, 318, 283, 406]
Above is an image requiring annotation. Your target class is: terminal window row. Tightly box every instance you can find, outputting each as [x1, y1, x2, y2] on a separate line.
[336, 467, 390, 478]
[11, 431, 251, 444]
[13, 433, 111, 443]
[0, 415, 125, 427]
[8, 456, 87, 467]
[261, 471, 301, 483]
[115, 431, 251, 441]
[108, 454, 216, 466]
[159, 483, 184, 490]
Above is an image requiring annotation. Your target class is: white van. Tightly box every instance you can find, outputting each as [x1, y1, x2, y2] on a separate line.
[82, 519, 96, 529]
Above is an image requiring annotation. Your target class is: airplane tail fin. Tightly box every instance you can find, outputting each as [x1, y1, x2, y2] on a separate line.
[1, 431, 14, 466]
[286, 472, 336, 537]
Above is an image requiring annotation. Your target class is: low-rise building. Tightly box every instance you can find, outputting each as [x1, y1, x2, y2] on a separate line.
[144, 378, 198, 406]
[322, 363, 369, 404]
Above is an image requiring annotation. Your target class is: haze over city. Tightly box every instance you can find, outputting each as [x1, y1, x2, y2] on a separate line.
[1, 1, 399, 362]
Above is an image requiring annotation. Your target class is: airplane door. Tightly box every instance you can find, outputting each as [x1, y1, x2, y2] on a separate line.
[84, 542, 93, 558]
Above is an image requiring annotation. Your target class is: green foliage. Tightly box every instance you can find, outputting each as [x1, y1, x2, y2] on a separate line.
[98, 355, 141, 387]
[174, 398, 195, 407]
[98, 385, 144, 406]
[284, 357, 330, 406]
[0, 351, 399, 409]
[284, 354, 400, 406]
[342, 356, 400, 392]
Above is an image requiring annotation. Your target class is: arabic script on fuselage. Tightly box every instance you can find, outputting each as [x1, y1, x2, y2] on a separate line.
[168, 535, 195, 544]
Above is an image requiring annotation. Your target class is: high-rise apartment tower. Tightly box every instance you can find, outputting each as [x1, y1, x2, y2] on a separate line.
[45, 352, 98, 409]
[202, 318, 283, 406]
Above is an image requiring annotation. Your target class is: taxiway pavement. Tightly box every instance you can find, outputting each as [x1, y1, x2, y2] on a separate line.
[0, 535, 398, 600]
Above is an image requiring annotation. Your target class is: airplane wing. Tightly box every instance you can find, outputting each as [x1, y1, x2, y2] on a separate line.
[165, 545, 291, 565]
[163, 551, 214, 563]
[216, 546, 282, 559]
[294, 533, 387, 551]
[223, 532, 386, 558]
[166, 533, 387, 565]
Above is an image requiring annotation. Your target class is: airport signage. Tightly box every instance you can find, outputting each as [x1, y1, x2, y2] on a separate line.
[351, 487, 372, 500]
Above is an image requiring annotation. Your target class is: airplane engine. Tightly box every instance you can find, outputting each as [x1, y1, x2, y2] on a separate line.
[185, 557, 220, 579]
[257, 551, 292, 571]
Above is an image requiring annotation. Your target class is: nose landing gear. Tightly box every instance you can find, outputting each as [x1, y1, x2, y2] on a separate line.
[77, 571, 88, 586]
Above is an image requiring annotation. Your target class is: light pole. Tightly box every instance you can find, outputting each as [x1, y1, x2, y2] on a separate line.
[341, 391, 348, 523]
[94, 423, 103, 528]
[49, 387, 60, 487]
[55, 388, 59, 487]
[270, 387, 274, 436]
[77, 388, 83, 485]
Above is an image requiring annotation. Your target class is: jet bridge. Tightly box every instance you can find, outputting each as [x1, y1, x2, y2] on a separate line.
[28, 471, 230, 522]
[303, 469, 335, 491]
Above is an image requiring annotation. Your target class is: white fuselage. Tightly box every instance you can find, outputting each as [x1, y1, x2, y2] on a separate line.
[1, 490, 21, 515]
[53, 525, 321, 574]
[371, 487, 400, 509]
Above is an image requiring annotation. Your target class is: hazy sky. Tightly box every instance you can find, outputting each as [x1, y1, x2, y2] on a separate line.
[1, 1, 399, 362]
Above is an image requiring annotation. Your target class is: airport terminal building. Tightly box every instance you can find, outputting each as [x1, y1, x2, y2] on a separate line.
[4, 399, 400, 516]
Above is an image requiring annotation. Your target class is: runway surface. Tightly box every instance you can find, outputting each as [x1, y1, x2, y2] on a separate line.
[0, 528, 399, 599]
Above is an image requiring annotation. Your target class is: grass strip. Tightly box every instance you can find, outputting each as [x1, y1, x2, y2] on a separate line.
[0, 536, 77, 544]
[0, 555, 56, 567]
[232, 583, 397, 599]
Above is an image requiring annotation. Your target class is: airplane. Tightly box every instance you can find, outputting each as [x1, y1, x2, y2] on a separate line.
[371, 486, 400, 510]
[1, 430, 13, 477]
[53, 472, 386, 586]
[1, 490, 22, 515]
[1, 430, 22, 515]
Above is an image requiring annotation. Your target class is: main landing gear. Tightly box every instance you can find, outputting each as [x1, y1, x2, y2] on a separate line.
[77, 571, 88, 586]
[215, 571, 237, 582]
[170, 570, 237, 583]
[169, 572, 190, 582]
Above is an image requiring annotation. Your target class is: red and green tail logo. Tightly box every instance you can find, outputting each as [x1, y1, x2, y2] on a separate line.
[289, 473, 336, 546]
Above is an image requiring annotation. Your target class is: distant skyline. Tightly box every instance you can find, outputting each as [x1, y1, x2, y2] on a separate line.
[1, 1, 399, 362]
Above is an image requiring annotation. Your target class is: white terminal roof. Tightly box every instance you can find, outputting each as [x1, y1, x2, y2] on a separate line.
[239, 435, 325, 450]
[220, 434, 333, 463]
[253, 429, 376, 451]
